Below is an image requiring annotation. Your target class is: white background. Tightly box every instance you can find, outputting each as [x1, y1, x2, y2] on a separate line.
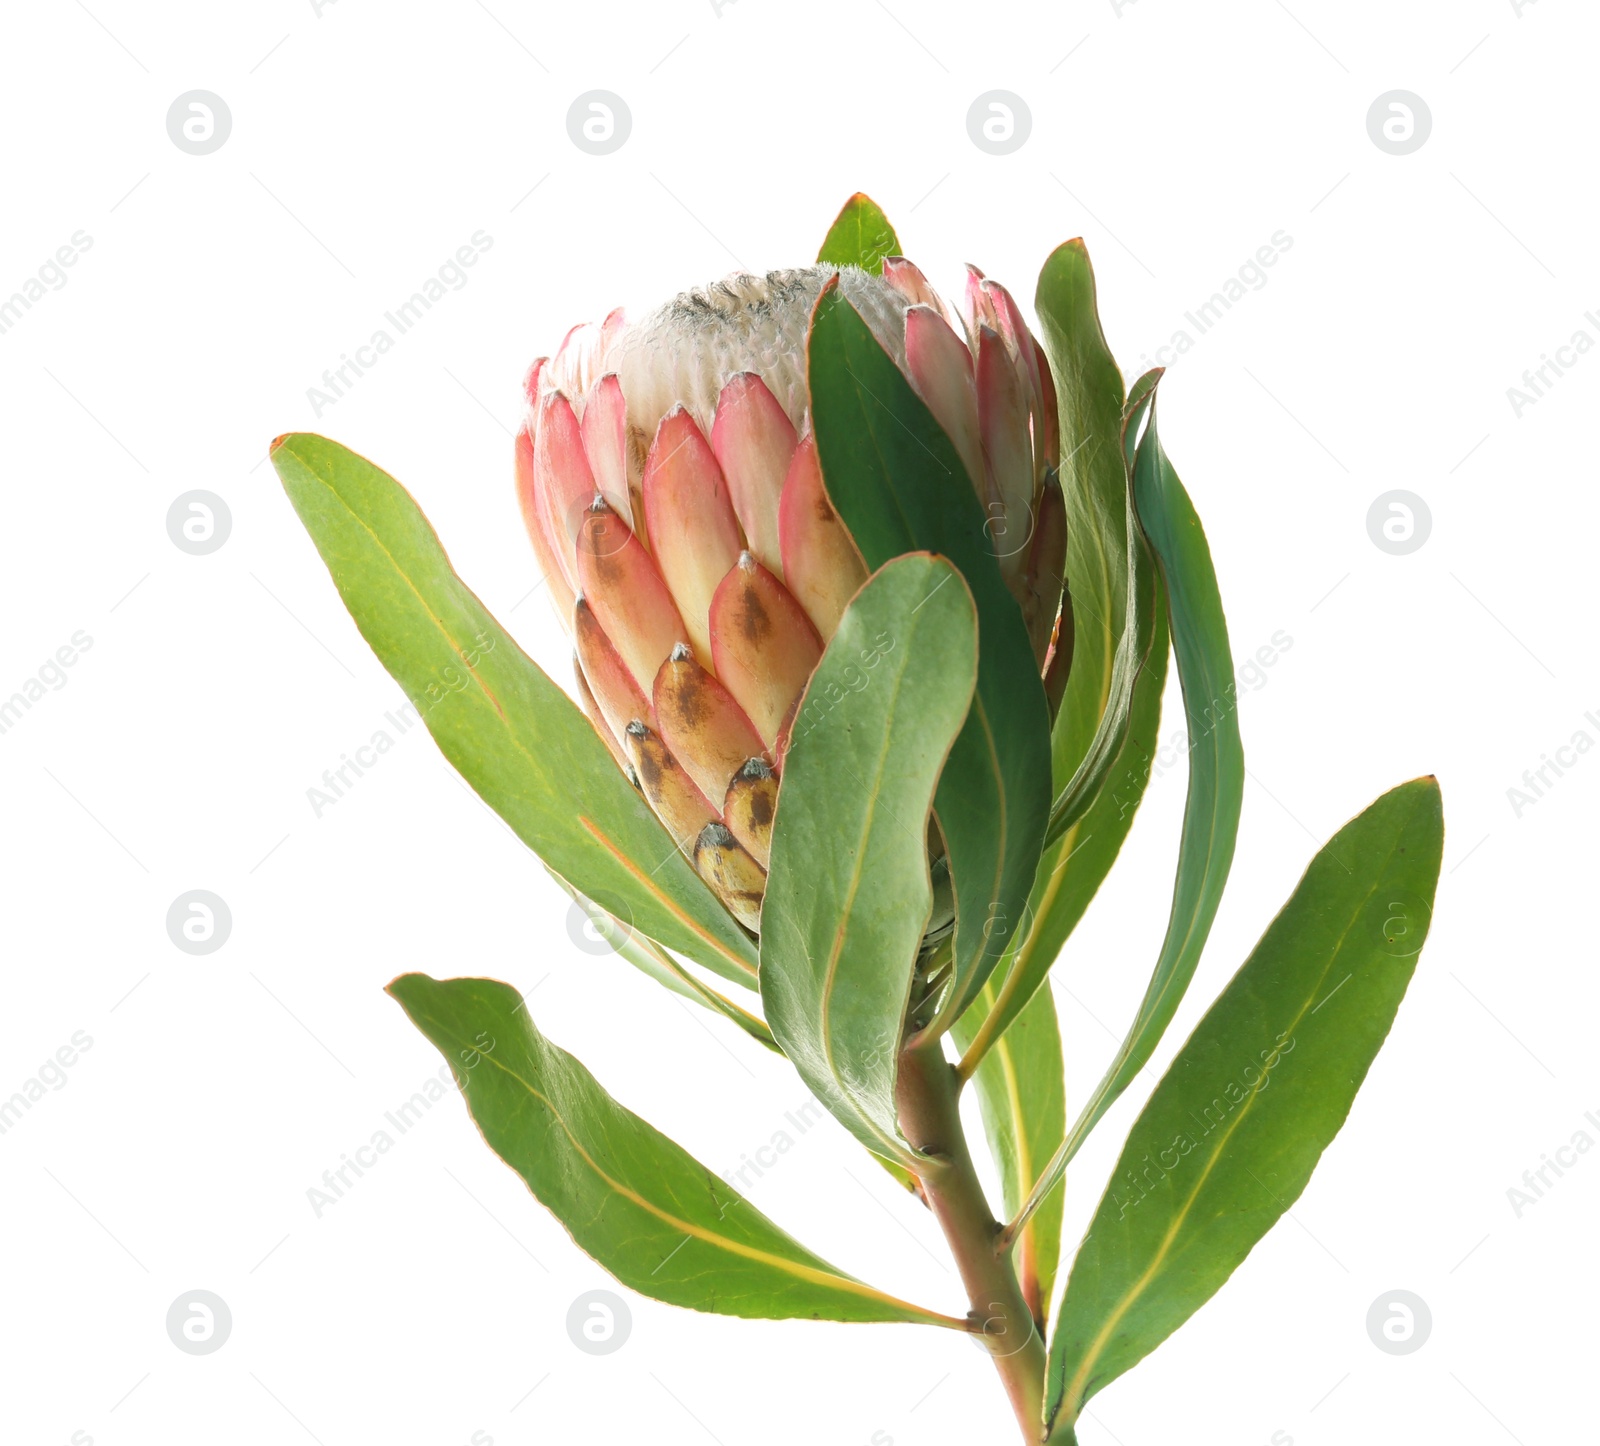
[2, 1, 1594, 1443]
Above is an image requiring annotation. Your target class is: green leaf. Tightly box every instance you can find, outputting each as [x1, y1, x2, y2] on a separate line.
[760, 555, 979, 1166]
[954, 246, 1168, 1077]
[950, 973, 1066, 1324]
[270, 433, 759, 990]
[1008, 396, 1247, 1230]
[1040, 253, 1162, 852]
[1045, 778, 1444, 1438]
[807, 281, 1053, 1026]
[955, 622, 1168, 1079]
[550, 879, 922, 1194]
[1074, 397, 1246, 1128]
[550, 875, 777, 1052]
[1122, 367, 1163, 462]
[816, 193, 901, 274]
[389, 973, 964, 1327]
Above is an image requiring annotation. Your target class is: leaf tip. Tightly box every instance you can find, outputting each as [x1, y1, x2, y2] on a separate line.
[1393, 773, 1443, 806]
[1042, 235, 1095, 274]
[807, 271, 846, 337]
[384, 970, 434, 1004]
[269, 430, 322, 458]
[1412, 772, 1445, 814]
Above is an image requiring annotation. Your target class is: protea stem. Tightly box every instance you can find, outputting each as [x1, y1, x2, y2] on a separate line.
[896, 1039, 1045, 1442]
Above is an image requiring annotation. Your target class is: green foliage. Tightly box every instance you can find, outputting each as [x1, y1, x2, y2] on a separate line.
[816, 192, 901, 274]
[271, 434, 759, 988]
[389, 973, 961, 1326]
[1045, 779, 1444, 1438]
[269, 202, 1446, 1446]
[1057, 393, 1248, 1162]
[956, 244, 1169, 1075]
[761, 555, 978, 1165]
[807, 282, 1053, 1027]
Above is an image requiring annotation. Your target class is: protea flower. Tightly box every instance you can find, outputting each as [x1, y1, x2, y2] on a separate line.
[274, 194, 1446, 1446]
[514, 261, 1069, 936]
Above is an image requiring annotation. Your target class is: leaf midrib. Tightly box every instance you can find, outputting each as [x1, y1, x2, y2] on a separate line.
[815, 626, 923, 1167]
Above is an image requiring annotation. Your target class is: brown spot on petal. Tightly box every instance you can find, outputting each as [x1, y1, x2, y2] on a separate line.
[734, 584, 772, 646]
[694, 821, 766, 932]
[653, 649, 769, 806]
[623, 720, 715, 854]
[629, 726, 663, 793]
[722, 757, 779, 867]
[709, 558, 822, 749]
[665, 655, 712, 727]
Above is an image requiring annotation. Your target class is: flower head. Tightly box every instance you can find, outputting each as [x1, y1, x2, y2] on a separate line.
[517, 260, 1067, 931]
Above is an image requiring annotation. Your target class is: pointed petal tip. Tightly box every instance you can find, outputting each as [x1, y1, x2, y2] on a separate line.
[693, 819, 766, 930]
[700, 821, 736, 849]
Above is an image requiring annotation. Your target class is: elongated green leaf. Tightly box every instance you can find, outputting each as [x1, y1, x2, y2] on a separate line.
[956, 620, 1168, 1081]
[951, 974, 1066, 1324]
[1038, 242, 1147, 817]
[389, 973, 962, 1326]
[816, 193, 900, 274]
[1036, 259, 1164, 850]
[1009, 399, 1247, 1233]
[954, 250, 1168, 1077]
[1074, 399, 1246, 1123]
[271, 434, 759, 989]
[550, 875, 777, 1051]
[1045, 778, 1445, 1439]
[807, 282, 1053, 1025]
[761, 555, 978, 1166]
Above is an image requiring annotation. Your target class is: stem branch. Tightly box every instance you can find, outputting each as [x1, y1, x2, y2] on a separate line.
[897, 1038, 1045, 1443]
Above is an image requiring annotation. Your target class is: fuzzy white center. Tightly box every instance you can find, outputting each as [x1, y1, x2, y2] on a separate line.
[606, 266, 913, 442]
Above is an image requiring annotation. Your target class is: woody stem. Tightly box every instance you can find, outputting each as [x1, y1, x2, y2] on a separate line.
[896, 1037, 1046, 1443]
